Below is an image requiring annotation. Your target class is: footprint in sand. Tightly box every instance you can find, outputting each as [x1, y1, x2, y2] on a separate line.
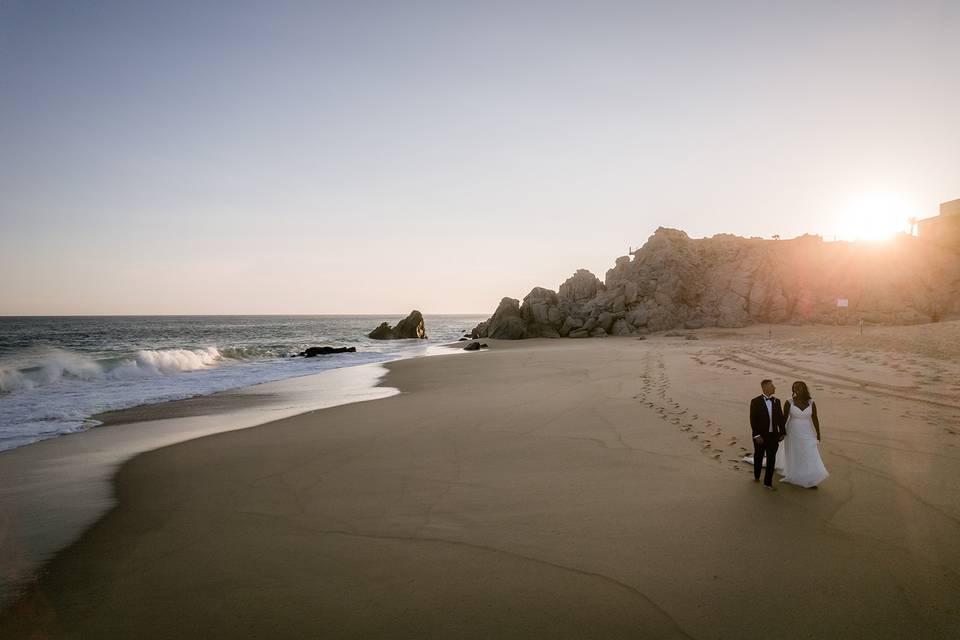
[690, 435, 699, 440]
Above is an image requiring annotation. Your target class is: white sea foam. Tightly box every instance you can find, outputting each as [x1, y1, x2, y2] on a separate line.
[129, 347, 223, 375]
[37, 349, 112, 384]
[0, 366, 28, 392]
[0, 347, 228, 392]
[0, 348, 399, 451]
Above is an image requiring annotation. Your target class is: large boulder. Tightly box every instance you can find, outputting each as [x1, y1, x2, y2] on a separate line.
[367, 323, 394, 340]
[559, 316, 583, 337]
[626, 306, 649, 328]
[486, 297, 527, 339]
[521, 287, 565, 337]
[610, 319, 632, 336]
[367, 310, 427, 340]
[558, 269, 604, 303]
[394, 310, 427, 338]
[597, 311, 615, 333]
[470, 321, 489, 339]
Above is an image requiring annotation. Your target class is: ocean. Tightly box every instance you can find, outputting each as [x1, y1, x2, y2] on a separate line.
[0, 315, 485, 452]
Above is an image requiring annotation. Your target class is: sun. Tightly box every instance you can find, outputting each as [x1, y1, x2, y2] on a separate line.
[836, 192, 915, 242]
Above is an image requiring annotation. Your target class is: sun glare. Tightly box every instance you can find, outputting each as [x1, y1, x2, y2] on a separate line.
[836, 192, 915, 242]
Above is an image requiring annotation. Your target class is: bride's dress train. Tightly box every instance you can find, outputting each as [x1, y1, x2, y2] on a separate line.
[780, 400, 829, 487]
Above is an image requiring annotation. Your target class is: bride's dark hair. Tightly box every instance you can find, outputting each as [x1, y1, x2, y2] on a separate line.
[792, 381, 811, 404]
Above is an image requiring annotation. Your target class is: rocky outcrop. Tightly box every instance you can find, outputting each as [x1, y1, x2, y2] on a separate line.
[298, 346, 357, 357]
[469, 227, 960, 339]
[558, 269, 604, 303]
[520, 287, 562, 338]
[483, 297, 527, 339]
[368, 310, 427, 340]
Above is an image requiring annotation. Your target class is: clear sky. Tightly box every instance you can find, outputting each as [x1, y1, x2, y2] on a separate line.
[1, 0, 957, 315]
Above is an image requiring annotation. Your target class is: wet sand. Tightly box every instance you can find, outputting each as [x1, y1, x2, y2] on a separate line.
[2, 325, 959, 638]
[0, 363, 397, 607]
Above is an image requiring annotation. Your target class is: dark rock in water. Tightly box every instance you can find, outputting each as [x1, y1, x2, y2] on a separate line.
[368, 310, 427, 340]
[299, 346, 357, 357]
[463, 341, 482, 351]
[367, 322, 394, 340]
[480, 343, 488, 348]
[457, 337, 469, 341]
[394, 310, 427, 339]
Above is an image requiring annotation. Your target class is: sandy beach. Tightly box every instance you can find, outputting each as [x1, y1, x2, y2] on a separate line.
[3, 324, 959, 638]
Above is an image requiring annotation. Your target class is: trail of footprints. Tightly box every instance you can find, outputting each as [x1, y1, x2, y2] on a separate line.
[634, 350, 749, 472]
[688, 347, 960, 447]
[690, 349, 754, 376]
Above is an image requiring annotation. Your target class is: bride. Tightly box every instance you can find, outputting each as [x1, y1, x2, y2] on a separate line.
[779, 381, 829, 488]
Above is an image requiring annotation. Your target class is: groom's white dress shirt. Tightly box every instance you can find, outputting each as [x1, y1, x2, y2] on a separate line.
[759, 395, 773, 439]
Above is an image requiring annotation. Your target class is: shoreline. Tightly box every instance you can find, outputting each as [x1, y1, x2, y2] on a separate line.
[3, 327, 960, 637]
[0, 360, 405, 607]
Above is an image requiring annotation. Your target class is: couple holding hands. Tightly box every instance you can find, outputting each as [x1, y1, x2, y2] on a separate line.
[749, 378, 829, 490]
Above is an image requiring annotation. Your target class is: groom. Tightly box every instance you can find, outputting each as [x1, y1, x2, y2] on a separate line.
[749, 379, 786, 490]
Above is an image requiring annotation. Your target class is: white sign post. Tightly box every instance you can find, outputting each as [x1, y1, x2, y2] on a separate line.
[836, 298, 849, 325]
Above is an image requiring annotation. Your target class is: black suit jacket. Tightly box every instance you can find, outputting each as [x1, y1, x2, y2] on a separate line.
[750, 395, 785, 440]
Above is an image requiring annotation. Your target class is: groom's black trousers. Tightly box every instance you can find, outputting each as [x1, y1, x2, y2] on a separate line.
[753, 438, 779, 486]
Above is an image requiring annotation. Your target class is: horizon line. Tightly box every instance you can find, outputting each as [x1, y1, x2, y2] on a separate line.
[0, 312, 491, 318]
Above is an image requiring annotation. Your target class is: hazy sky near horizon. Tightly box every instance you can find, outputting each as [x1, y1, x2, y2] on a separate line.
[2, 1, 958, 315]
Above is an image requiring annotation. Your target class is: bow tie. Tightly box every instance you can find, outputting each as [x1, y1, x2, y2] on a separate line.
[764, 396, 773, 401]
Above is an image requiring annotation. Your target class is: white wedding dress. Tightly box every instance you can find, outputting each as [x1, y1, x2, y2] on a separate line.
[779, 400, 829, 487]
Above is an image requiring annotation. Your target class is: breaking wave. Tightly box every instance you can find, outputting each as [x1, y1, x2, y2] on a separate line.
[0, 347, 228, 393]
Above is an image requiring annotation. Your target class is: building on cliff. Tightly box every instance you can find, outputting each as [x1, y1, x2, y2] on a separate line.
[917, 199, 960, 248]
